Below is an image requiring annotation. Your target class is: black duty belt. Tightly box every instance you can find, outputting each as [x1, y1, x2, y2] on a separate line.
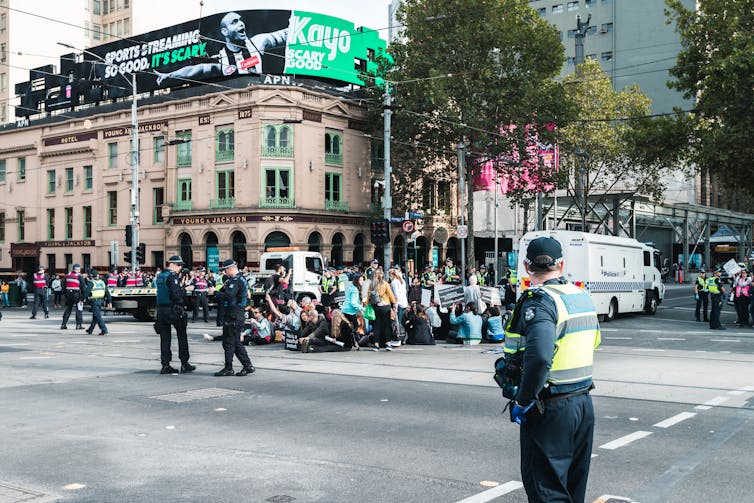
[540, 385, 593, 403]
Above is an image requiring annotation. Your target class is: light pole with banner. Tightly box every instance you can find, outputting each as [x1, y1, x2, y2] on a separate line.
[58, 42, 140, 274]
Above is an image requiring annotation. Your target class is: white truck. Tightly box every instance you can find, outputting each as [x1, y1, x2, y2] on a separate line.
[517, 230, 665, 321]
[249, 249, 324, 304]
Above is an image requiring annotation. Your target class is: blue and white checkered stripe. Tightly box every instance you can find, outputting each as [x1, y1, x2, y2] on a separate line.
[586, 281, 645, 293]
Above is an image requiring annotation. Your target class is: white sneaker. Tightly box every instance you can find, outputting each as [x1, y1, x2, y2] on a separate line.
[203, 333, 213, 341]
[388, 340, 401, 347]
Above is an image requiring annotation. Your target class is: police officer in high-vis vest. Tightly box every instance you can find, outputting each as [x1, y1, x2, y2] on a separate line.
[708, 269, 726, 330]
[504, 237, 600, 503]
[30, 265, 49, 319]
[61, 264, 85, 330]
[210, 259, 255, 377]
[155, 256, 196, 374]
[319, 269, 337, 307]
[444, 258, 460, 285]
[85, 270, 112, 335]
[421, 264, 437, 291]
[695, 270, 709, 322]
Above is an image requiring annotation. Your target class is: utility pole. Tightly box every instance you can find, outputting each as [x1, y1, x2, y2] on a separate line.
[573, 14, 591, 232]
[458, 142, 466, 286]
[493, 174, 499, 285]
[382, 82, 392, 269]
[130, 72, 139, 274]
[574, 14, 592, 68]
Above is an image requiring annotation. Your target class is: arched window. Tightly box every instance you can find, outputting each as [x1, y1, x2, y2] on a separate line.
[279, 126, 290, 149]
[332, 134, 341, 155]
[265, 126, 277, 149]
[353, 233, 365, 267]
[231, 231, 247, 267]
[415, 236, 428, 271]
[446, 237, 459, 263]
[264, 231, 291, 251]
[307, 232, 322, 253]
[217, 131, 226, 152]
[393, 234, 404, 267]
[179, 233, 193, 269]
[331, 232, 344, 267]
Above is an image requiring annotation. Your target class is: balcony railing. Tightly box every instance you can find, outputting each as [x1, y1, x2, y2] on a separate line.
[261, 145, 294, 158]
[325, 152, 343, 165]
[325, 199, 349, 212]
[172, 200, 193, 212]
[210, 197, 236, 209]
[215, 149, 234, 163]
[260, 196, 295, 209]
[177, 154, 192, 167]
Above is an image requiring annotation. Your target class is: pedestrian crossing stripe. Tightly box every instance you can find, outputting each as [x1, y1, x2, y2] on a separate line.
[586, 281, 645, 293]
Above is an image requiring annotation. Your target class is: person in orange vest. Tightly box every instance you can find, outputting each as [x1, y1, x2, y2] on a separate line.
[106, 267, 119, 290]
[61, 264, 85, 330]
[30, 265, 50, 319]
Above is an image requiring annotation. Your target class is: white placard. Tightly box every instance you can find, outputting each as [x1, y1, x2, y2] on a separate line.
[723, 259, 742, 276]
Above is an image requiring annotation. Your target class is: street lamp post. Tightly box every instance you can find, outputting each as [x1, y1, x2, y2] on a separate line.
[58, 43, 139, 274]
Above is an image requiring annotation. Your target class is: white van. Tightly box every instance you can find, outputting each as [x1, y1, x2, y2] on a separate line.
[250, 249, 324, 303]
[517, 231, 665, 321]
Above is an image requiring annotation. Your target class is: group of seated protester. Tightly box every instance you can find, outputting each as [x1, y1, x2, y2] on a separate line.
[205, 272, 514, 351]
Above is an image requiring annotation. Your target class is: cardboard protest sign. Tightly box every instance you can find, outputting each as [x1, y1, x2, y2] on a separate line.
[435, 284, 465, 308]
[480, 286, 502, 306]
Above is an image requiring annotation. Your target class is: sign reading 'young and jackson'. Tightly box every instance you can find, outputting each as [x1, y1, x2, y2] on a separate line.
[15, 10, 388, 119]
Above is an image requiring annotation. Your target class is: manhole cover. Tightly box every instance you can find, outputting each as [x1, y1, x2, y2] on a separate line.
[266, 496, 295, 503]
[0, 482, 47, 502]
[149, 388, 243, 403]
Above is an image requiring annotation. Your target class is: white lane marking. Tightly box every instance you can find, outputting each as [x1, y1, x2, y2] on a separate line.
[728, 390, 746, 396]
[657, 337, 686, 341]
[654, 412, 697, 428]
[10, 334, 41, 337]
[632, 348, 665, 352]
[454, 481, 524, 503]
[605, 337, 633, 340]
[738, 386, 754, 392]
[19, 356, 52, 360]
[694, 405, 712, 411]
[599, 431, 653, 450]
[710, 339, 741, 342]
[703, 396, 729, 406]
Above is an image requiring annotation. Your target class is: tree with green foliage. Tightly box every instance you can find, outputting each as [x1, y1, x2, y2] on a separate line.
[558, 59, 690, 226]
[664, 0, 754, 191]
[378, 0, 568, 267]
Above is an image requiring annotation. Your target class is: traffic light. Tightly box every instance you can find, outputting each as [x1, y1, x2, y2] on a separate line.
[123, 250, 133, 263]
[370, 219, 390, 245]
[136, 243, 146, 264]
[125, 224, 133, 247]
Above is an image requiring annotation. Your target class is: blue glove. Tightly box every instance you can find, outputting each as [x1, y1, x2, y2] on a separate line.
[510, 401, 535, 425]
[695, 294, 699, 301]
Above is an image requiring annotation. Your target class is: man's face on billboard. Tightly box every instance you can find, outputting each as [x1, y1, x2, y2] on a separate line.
[221, 12, 247, 44]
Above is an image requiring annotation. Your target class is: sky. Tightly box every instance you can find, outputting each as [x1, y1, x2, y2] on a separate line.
[4, 0, 392, 119]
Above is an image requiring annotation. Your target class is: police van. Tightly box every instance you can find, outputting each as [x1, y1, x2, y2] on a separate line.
[517, 230, 665, 321]
[249, 249, 324, 304]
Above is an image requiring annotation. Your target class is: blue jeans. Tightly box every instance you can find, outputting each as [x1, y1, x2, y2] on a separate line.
[0, 292, 8, 306]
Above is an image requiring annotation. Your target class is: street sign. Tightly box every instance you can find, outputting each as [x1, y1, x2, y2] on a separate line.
[402, 220, 415, 233]
[457, 225, 468, 239]
[434, 226, 448, 244]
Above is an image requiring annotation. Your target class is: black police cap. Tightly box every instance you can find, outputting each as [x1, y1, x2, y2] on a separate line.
[525, 237, 563, 267]
[167, 255, 185, 265]
[220, 259, 237, 270]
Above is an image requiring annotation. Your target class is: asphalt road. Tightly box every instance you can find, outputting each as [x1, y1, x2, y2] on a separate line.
[1, 285, 752, 503]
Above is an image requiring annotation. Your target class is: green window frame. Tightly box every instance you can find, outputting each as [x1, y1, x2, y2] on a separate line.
[174, 179, 192, 211]
[176, 131, 192, 167]
[47, 209, 55, 240]
[108, 142, 118, 169]
[84, 165, 93, 191]
[215, 127, 234, 162]
[212, 171, 235, 209]
[83, 206, 92, 239]
[260, 167, 294, 208]
[65, 207, 73, 239]
[153, 136, 165, 164]
[18, 157, 26, 181]
[107, 191, 117, 226]
[65, 167, 74, 192]
[47, 170, 56, 193]
[153, 187, 164, 223]
[324, 131, 343, 165]
[0, 159, 6, 183]
[325, 172, 342, 202]
[17, 210, 24, 242]
[261, 125, 294, 157]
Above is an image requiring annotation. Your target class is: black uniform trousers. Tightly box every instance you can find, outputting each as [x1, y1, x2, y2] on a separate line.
[735, 294, 750, 325]
[157, 305, 190, 366]
[31, 288, 49, 317]
[709, 293, 723, 329]
[520, 393, 594, 503]
[193, 292, 209, 322]
[62, 290, 83, 327]
[695, 291, 709, 321]
[221, 312, 252, 370]
[87, 299, 108, 333]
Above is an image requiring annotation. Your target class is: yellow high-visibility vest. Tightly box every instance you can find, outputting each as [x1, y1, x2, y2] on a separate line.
[91, 279, 106, 299]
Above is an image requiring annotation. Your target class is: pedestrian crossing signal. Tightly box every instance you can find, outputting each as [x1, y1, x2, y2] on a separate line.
[371, 219, 389, 245]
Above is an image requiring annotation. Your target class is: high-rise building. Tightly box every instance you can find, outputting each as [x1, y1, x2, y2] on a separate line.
[0, 0, 10, 124]
[530, 0, 695, 115]
[86, 0, 132, 47]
